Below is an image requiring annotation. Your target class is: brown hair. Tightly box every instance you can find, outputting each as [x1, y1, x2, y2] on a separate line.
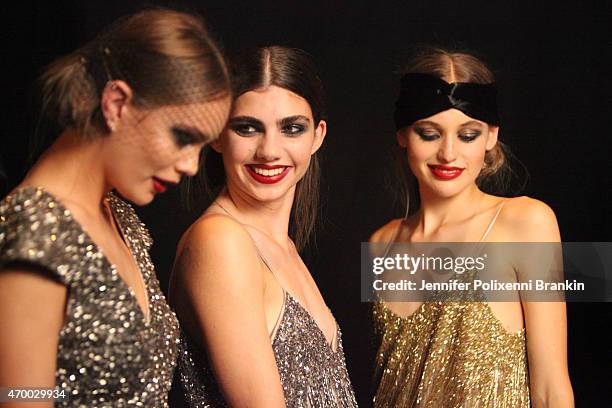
[394, 47, 516, 213]
[35, 9, 230, 146]
[193, 46, 326, 250]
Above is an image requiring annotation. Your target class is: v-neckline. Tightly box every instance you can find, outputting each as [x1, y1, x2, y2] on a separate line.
[104, 194, 151, 325]
[273, 290, 339, 353]
[27, 187, 152, 326]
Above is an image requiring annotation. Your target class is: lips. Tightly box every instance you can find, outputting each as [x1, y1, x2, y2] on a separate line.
[245, 164, 291, 184]
[428, 164, 464, 180]
[152, 177, 174, 193]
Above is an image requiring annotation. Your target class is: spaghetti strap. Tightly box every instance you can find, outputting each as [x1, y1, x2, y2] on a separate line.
[480, 200, 506, 242]
[212, 203, 288, 340]
[213, 202, 285, 284]
[381, 219, 407, 259]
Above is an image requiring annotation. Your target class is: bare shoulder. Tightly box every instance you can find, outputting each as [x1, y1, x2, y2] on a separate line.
[370, 218, 405, 243]
[498, 196, 560, 242]
[174, 213, 263, 285]
[180, 213, 251, 249]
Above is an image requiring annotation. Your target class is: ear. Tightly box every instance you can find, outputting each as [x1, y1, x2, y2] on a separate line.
[396, 129, 408, 148]
[101, 80, 133, 132]
[211, 138, 223, 153]
[311, 120, 327, 155]
[485, 125, 499, 151]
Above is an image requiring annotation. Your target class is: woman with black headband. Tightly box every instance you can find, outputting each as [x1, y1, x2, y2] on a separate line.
[371, 48, 573, 407]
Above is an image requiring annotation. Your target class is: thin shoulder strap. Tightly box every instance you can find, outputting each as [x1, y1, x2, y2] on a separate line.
[480, 200, 506, 242]
[381, 219, 407, 258]
[213, 202, 283, 283]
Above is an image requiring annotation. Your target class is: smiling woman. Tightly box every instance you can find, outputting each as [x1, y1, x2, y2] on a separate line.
[371, 47, 574, 407]
[169, 46, 357, 408]
[0, 8, 230, 407]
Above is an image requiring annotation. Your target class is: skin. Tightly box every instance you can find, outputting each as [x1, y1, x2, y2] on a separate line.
[0, 80, 230, 407]
[371, 108, 574, 407]
[169, 85, 329, 408]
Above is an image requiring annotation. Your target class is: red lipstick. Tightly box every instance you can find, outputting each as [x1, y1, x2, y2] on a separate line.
[152, 177, 170, 193]
[246, 164, 290, 184]
[428, 164, 464, 180]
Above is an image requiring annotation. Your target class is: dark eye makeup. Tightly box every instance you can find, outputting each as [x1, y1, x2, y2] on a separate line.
[228, 117, 264, 136]
[171, 127, 199, 146]
[228, 115, 310, 137]
[457, 130, 482, 142]
[281, 123, 307, 135]
[413, 127, 482, 142]
[414, 127, 441, 141]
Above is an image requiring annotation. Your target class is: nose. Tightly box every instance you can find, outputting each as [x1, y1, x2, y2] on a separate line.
[437, 135, 457, 163]
[175, 146, 200, 177]
[255, 133, 280, 161]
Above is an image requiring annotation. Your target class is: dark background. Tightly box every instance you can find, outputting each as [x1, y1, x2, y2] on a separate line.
[3, 1, 611, 406]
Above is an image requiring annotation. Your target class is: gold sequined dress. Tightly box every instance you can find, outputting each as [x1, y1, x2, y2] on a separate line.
[0, 187, 180, 407]
[372, 204, 530, 408]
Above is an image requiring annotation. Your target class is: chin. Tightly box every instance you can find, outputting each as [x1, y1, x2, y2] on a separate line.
[249, 186, 290, 203]
[115, 187, 155, 206]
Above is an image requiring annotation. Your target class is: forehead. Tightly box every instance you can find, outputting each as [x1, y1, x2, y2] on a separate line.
[153, 97, 231, 134]
[232, 85, 313, 119]
[417, 108, 486, 127]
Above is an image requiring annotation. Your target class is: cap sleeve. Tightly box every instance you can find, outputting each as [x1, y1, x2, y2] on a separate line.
[0, 188, 88, 286]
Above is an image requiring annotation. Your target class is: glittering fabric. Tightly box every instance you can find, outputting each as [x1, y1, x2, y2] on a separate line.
[178, 290, 358, 407]
[0, 187, 180, 407]
[372, 269, 530, 407]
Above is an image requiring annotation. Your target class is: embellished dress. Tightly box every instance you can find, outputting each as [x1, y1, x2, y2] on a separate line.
[177, 225, 358, 407]
[372, 203, 530, 408]
[0, 187, 180, 407]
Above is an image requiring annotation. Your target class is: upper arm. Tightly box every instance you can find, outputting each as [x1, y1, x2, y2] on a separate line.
[507, 198, 573, 405]
[171, 216, 286, 408]
[0, 266, 66, 408]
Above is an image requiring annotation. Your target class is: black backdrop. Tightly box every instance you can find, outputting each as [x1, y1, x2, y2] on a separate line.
[3, 1, 611, 406]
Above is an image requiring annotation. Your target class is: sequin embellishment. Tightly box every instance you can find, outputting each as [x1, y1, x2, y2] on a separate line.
[372, 292, 530, 407]
[178, 290, 358, 407]
[0, 187, 180, 407]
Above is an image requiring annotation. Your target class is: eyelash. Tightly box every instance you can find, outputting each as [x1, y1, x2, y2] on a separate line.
[230, 124, 261, 136]
[415, 128, 482, 143]
[282, 124, 306, 136]
[172, 128, 197, 146]
[230, 123, 307, 136]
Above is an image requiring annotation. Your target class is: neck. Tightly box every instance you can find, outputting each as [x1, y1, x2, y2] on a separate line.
[415, 183, 484, 236]
[22, 129, 109, 217]
[216, 182, 295, 250]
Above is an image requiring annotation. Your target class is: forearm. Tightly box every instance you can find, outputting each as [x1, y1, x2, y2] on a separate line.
[531, 378, 574, 408]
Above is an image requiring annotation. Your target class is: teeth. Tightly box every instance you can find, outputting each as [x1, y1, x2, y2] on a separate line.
[252, 166, 285, 176]
[433, 167, 460, 174]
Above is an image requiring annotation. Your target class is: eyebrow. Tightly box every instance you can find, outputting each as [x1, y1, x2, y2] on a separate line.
[413, 120, 441, 128]
[412, 120, 484, 128]
[278, 115, 310, 127]
[228, 116, 264, 126]
[459, 120, 485, 127]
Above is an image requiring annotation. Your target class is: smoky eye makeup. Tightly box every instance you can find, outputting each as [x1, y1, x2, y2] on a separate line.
[279, 115, 310, 136]
[458, 129, 482, 142]
[281, 122, 308, 136]
[228, 117, 264, 136]
[171, 127, 200, 147]
[414, 127, 441, 141]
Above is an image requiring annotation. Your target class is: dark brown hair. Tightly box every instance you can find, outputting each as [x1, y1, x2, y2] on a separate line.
[195, 46, 326, 250]
[35, 9, 230, 149]
[394, 47, 517, 214]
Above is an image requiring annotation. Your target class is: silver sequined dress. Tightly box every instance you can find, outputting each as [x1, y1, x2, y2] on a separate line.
[0, 187, 180, 407]
[178, 290, 358, 407]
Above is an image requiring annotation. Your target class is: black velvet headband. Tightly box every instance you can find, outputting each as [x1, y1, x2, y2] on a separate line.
[394, 73, 500, 130]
